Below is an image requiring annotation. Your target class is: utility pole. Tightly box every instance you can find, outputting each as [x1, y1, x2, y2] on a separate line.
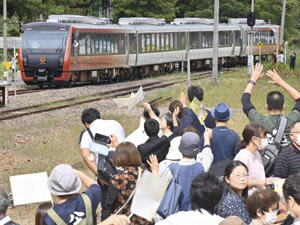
[279, 0, 286, 49]
[247, 0, 254, 75]
[212, 0, 219, 85]
[3, 0, 7, 61]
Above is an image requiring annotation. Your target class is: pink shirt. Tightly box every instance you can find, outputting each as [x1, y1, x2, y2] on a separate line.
[234, 148, 265, 194]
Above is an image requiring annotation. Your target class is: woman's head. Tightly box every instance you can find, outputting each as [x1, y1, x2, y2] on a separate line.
[246, 189, 280, 224]
[160, 112, 174, 132]
[114, 142, 142, 168]
[35, 202, 52, 225]
[223, 161, 248, 197]
[283, 172, 300, 219]
[239, 123, 268, 150]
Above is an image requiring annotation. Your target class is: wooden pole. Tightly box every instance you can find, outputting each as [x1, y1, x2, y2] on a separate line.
[212, 0, 219, 85]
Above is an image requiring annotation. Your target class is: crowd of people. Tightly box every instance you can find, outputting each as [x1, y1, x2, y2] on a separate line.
[1, 63, 300, 225]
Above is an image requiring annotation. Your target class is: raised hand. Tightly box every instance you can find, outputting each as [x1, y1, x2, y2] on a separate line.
[266, 69, 284, 86]
[147, 154, 159, 176]
[250, 63, 264, 82]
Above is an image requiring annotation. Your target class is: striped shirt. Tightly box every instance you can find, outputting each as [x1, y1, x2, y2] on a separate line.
[274, 143, 300, 178]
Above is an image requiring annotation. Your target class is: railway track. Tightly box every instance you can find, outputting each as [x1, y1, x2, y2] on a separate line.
[0, 69, 229, 121]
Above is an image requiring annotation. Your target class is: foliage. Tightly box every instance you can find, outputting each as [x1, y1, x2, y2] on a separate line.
[0, 0, 299, 44]
[111, 0, 177, 23]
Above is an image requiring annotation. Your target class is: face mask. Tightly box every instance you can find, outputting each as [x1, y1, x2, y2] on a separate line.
[294, 134, 300, 146]
[259, 138, 268, 150]
[262, 210, 278, 225]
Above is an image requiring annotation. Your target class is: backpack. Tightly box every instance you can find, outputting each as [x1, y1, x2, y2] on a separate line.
[260, 117, 287, 176]
[47, 193, 92, 225]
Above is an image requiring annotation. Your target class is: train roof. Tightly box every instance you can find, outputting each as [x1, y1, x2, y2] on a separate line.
[23, 15, 279, 34]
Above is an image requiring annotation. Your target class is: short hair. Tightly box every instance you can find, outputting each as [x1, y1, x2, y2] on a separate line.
[143, 104, 160, 120]
[283, 172, 300, 205]
[266, 91, 284, 111]
[114, 142, 142, 168]
[169, 100, 184, 118]
[223, 160, 248, 198]
[161, 112, 174, 131]
[0, 187, 9, 215]
[144, 119, 159, 137]
[190, 172, 224, 214]
[246, 189, 280, 219]
[187, 86, 204, 102]
[81, 108, 101, 125]
[239, 123, 268, 149]
[35, 202, 52, 225]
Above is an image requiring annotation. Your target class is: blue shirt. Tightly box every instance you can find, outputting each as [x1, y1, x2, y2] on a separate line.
[179, 107, 205, 135]
[44, 184, 101, 225]
[217, 192, 251, 224]
[200, 126, 240, 164]
[204, 109, 216, 129]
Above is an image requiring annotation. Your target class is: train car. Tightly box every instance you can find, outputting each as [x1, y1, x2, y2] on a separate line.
[18, 15, 279, 87]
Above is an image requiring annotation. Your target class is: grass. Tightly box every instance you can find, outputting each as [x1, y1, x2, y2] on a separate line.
[1, 61, 300, 224]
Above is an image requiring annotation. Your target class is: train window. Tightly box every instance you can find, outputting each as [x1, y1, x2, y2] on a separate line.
[161, 33, 165, 51]
[178, 32, 186, 50]
[91, 34, 96, 54]
[165, 33, 169, 51]
[235, 32, 241, 46]
[156, 33, 160, 51]
[170, 33, 174, 50]
[146, 34, 151, 52]
[190, 32, 200, 49]
[173, 33, 178, 50]
[140, 34, 146, 53]
[151, 34, 156, 51]
[86, 34, 91, 55]
[129, 34, 136, 54]
[79, 34, 86, 55]
[202, 32, 212, 48]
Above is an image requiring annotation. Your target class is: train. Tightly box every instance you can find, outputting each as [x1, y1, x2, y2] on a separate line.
[18, 15, 279, 87]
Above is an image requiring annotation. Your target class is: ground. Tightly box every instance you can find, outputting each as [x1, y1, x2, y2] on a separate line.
[0, 64, 300, 224]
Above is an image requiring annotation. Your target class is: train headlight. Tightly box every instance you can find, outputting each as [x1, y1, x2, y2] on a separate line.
[23, 56, 28, 67]
[59, 57, 64, 67]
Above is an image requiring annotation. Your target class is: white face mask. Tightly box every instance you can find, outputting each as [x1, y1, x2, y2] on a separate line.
[293, 134, 300, 146]
[262, 210, 278, 225]
[259, 138, 269, 150]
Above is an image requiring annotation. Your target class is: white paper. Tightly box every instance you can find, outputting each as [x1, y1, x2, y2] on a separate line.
[130, 170, 169, 221]
[128, 86, 144, 112]
[10, 172, 52, 206]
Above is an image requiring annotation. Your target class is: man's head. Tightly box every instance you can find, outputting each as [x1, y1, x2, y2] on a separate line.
[290, 122, 300, 147]
[143, 104, 160, 120]
[179, 131, 201, 158]
[81, 108, 101, 127]
[266, 91, 285, 112]
[169, 100, 184, 118]
[190, 172, 224, 214]
[187, 86, 204, 102]
[211, 102, 232, 123]
[0, 187, 9, 217]
[48, 164, 82, 197]
[144, 119, 160, 137]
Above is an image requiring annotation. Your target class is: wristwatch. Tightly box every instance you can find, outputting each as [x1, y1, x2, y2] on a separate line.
[249, 80, 256, 85]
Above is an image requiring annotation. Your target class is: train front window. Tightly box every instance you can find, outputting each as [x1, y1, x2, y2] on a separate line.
[22, 30, 69, 51]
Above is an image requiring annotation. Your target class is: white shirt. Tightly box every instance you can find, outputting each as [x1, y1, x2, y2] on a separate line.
[155, 209, 223, 225]
[125, 117, 149, 147]
[159, 147, 214, 181]
[80, 119, 125, 153]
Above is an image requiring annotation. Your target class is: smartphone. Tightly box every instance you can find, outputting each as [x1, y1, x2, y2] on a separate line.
[94, 133, 111, 145]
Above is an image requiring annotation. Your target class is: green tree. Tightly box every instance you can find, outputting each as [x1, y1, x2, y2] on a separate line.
[111, 0, 177, 23]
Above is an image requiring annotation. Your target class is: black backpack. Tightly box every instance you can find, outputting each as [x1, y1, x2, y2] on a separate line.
[260, 117, 287, 176]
